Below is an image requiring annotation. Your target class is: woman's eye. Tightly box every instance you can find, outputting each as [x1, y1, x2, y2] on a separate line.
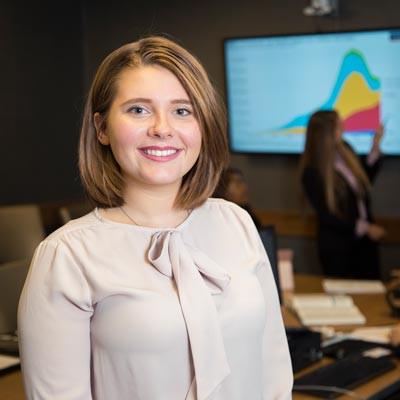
[175, 108, 191, 116]
[128, 106, 148, 115]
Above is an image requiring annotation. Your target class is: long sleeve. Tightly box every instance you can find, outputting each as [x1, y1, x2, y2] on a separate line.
[18, 240, 94, 399]
[257, 260, 293, 398]
[247, 215, 293, 399]
[359, 147, 383, 183]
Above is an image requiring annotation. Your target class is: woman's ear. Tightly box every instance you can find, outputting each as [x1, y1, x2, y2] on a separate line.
[94, 112, 110, 145]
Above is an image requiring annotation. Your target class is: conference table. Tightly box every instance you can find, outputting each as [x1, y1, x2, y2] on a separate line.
[1, 274, 399, 399]
[286, 274, 400, 400]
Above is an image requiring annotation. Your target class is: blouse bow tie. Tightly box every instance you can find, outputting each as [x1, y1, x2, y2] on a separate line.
[148, 230, 231, 400]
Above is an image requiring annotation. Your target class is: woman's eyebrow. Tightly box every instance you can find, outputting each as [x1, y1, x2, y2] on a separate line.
[122, 98, 152, 105]
[121, 98, 192, 105]
[170, 99, 193, 105]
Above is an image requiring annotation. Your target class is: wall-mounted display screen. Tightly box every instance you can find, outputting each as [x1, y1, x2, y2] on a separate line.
[224, 28, 400, 155]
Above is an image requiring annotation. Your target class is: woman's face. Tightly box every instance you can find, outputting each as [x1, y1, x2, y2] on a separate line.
[95, 65, 202, 193]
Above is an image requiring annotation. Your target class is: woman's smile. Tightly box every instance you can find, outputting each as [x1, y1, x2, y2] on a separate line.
[140, 146, 181, 161]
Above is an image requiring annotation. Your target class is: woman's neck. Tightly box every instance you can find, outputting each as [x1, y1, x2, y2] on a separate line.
[101, 182, 190, 228]
[125, 187, 180, 226]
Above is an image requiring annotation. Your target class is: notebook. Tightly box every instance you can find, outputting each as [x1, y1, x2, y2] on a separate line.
[0, 354, 20, 372]
[287, 293, 366, 326]
[323, 279, 386, 294]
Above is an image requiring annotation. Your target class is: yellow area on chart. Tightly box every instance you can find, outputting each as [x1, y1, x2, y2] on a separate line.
[335, 72, 380, 119]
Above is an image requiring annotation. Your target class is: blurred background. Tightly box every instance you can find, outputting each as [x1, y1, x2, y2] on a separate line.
[1, 0, 399, 278]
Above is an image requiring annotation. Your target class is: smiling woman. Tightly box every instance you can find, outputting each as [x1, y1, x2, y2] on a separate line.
[93, 65, 202, 211]
[18, 35, 293, 400]
[80, 36, 227, 216]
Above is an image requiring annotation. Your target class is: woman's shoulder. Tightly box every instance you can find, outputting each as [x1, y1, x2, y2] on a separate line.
[192, 199, 262, 257]
[198, 198, 255, 226]
[203, 197, 250, 213]
[44, 209, 101, 244]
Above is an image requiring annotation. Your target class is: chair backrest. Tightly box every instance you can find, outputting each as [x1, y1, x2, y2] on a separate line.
[59, 201, 93, 224]
[0, 259, 30, 334]
[0, 204, 45, 264]
[258, 224, 282, 304]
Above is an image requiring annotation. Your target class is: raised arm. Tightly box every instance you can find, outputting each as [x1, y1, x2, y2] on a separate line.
[360, 124, 384, 182]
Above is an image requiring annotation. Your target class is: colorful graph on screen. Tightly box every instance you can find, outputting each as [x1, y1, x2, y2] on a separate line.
[225, 29, 400, 154]
[276, 49, 381, 134]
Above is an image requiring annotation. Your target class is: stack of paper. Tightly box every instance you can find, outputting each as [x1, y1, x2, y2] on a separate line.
[287, 293, 366, 326]
[323, 279, 386, 294]
[0, 354, 20, 372]
[349, 326, 394, 344]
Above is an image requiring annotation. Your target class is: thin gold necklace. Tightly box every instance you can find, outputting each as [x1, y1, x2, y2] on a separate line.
[120, 206, 139, 226]
[119, 206, 191, 227]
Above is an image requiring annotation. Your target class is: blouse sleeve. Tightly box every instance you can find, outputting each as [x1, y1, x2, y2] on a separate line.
[18, 239, 93, 399]
[256, 241, 293, 399]
[361, 152, 383, 183]
[242, 211, 293, 399]
[341, 140, 382, 183]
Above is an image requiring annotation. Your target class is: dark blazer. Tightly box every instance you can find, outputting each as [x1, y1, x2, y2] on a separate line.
[301, 143, 382, 279]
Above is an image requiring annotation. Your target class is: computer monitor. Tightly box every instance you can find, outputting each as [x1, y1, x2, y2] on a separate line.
[258, 225, 282, 304]
[224, 27, 400, 155]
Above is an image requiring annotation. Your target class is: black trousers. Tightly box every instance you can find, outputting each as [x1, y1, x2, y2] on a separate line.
[319, 236, 381, 280]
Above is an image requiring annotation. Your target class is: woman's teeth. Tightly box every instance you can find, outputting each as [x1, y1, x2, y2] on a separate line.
[143, 149, 177, 157]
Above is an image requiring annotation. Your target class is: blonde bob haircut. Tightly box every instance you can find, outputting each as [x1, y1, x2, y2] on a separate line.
[79, 35, 229, 210]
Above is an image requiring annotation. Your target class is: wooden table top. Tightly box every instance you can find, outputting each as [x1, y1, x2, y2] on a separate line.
[285, 274, 400, 400]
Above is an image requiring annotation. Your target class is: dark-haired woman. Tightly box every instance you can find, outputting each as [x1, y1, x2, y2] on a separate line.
[299, 110, 385, 279]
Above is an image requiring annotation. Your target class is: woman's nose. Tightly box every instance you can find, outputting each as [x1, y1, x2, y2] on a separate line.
[148, 113, 173, 138]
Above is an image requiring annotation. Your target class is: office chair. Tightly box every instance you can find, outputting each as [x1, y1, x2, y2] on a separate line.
[0, 204, 45, 264]
[0, 259, 30, 335]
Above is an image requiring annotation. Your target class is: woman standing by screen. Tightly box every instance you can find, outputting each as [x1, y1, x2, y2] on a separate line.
[18, 35, 292, 399]
[299, 110, 385, 279]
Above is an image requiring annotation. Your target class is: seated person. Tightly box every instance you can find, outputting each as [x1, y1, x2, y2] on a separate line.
[214, 167, 261, 228]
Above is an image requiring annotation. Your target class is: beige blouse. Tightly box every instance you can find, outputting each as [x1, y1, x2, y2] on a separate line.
[18, 198, 293, 399]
